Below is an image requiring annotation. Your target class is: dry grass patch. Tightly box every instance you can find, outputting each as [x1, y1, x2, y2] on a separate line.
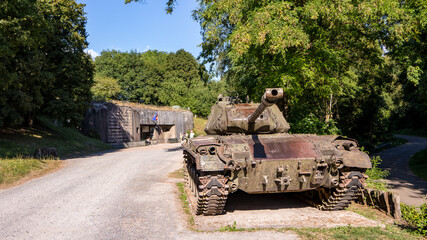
[112, 100, 188, 111]
[168, 167, 185, 179]
[0, 157, 62, 189]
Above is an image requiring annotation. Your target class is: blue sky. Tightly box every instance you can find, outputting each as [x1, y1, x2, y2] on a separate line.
[77, 0, 202, 59]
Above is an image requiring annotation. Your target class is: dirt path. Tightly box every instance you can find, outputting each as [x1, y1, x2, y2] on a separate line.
[375, 135, 427, 206]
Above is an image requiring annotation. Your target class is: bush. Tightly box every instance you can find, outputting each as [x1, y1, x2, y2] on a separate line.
[401, 203, 427, 235]
[365, 155, 390, 191]
[290, 113, 341, 135]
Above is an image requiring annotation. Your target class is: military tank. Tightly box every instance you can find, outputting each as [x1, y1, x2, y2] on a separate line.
[182, 88, 371, 215]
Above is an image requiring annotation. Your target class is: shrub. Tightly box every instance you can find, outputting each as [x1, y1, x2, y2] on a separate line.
[290, 113, 341, 135]
[401, 203, 427, 235]
[365, 155, 390, 191]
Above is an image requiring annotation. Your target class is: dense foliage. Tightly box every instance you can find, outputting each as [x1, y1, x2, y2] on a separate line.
[189, 0, 426, 143]
[129, 0, 426, 142]
[91, 75, 121, 101]
[94, 49, 223, 117]
[0, 0, 93, 128]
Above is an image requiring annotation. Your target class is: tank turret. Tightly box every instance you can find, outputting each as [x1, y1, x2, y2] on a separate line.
[204, 88, 290, 135]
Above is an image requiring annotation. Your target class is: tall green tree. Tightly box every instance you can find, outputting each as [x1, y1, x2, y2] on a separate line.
[189, 0, 424, 141]
[94, 49, 219, 117]
[95, 50, 166, 104]
[0, 0, 93, 127]
[388, 0, 427, 132]
[91, 75, 121, 101]
[41, 0, 94, 126]
[0, 0, 49, 127]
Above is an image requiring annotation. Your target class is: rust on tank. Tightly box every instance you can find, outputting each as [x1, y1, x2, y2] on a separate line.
[247, 136, 321, 161]
[182, 88, 372, 215]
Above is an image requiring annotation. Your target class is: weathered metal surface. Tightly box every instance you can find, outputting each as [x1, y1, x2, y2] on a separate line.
[183, 88, 372, 215]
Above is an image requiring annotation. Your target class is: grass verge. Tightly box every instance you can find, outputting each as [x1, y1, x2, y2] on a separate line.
[176, 182, 195, 228]
[0, 115, 111, 187]
[0, 115, 111, 158]
[409, 148, 427, 182]
[291, 225, 417, 240]
[292, 203, 423, 240]
[0, 157, 62, 188]
[168, 168, 185, 179]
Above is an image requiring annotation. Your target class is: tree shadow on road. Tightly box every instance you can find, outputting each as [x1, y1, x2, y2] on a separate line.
[165, 146, 183, 152]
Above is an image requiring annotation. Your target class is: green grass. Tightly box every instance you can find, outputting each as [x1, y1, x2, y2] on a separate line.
[0, 116, 111, 186]
[409, 148, 427, 182]
[0, 157, 61, 186]
[218, 221, 249, 232]
[0, 115, 111, 158]
[176, 182, 195, 227]
[290, 203, 423, 239]
[193, 117, 208, 137]
[292, 225, 419, 240]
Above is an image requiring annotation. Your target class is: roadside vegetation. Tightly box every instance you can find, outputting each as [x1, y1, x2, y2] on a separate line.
[0, 157, 61, 187]
[176, 182, 195, 228]
[401, 203, 427, 235]
[409, 148, 427, 182]
[364, 155, 390, 191]
[363, 154, 426, 237]
[192, 117, 208, 137]
[0, 116, 111, 187]
[0, 116, 110, 158]
[292, 224, 422, 240]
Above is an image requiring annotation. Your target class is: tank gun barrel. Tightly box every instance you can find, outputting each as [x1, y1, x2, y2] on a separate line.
[248, 88, 284, 124]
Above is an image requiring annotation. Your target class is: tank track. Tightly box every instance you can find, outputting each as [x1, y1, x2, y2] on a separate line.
[184, 156, 229, 215]
[298, 171, 366, 211]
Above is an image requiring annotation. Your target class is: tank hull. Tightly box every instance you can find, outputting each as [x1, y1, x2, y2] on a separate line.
[183, 133, 371, 215]
[183, 88, 371, 215]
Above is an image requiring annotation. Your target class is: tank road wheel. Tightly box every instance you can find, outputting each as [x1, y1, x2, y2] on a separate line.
[300, 170, 367, 211]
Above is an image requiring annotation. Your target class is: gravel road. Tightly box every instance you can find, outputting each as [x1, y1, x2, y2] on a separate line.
[375, 135, 427, 206]
[0, 144, 297, 240]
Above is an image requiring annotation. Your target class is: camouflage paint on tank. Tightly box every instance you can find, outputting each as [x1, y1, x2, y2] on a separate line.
[183, 88, 372, 215]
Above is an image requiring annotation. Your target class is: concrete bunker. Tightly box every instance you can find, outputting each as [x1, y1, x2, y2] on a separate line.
[82, 102, 193, 146]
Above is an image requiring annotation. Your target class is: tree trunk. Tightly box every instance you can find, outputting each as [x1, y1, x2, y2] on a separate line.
[325, 93, 333, 122]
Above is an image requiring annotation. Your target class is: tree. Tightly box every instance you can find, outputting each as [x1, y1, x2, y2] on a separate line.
[0, 0, 49, 127]
[95, 50, 167, 103]
[91, 75, 121, 101]
[41, 0, 94, 126]
[190, 0, 425, 141]
[94, 49, 219, 117]
[0, 0, 93, 127]
[388, 0, 427, 132]
[124, 0, 176, 14]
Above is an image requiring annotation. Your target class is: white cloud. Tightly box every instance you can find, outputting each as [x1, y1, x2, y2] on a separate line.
[84, 49, 100, 59]
[143, 45, 151, 52]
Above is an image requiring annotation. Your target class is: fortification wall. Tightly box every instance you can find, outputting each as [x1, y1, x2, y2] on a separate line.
[82, 102, 193, 145]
